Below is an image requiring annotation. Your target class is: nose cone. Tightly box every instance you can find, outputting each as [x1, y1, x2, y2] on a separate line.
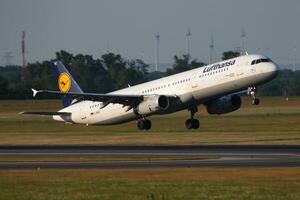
[273, 62, 280, 75]
[268, 62, 280, 79]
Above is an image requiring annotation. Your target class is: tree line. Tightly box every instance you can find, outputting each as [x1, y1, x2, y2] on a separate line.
[0, 50, 299, 99]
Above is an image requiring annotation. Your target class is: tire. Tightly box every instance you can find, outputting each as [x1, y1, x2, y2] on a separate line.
[185, 119, 193, 129]
[192, 119, 200, 129]
[137, 120, 145, 130]
[144, 120, 152, 130]
[254, 98, 260, 105]
[252, 98, 260, 105]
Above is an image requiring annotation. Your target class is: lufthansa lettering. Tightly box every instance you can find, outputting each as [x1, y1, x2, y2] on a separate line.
[203, 60, 236, 73]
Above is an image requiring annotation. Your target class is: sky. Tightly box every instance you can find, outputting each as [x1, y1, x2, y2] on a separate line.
[0, 0, 300, 67]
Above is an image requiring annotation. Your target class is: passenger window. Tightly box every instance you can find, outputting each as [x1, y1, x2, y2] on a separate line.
[251, 60, 256, 65]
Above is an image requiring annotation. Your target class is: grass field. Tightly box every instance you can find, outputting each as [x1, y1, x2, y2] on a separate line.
[0, 97, 300, 200]
[0, 168, 299, 200]
[0, 97, 300, 145]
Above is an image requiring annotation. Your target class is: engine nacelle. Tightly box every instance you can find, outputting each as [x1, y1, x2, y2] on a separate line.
[207, 95, 241, 115]
[136, 95, 169, 115]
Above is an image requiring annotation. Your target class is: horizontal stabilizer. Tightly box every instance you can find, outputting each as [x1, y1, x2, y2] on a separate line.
[19, 111, 71, 116]
[31, 88, 39, 97]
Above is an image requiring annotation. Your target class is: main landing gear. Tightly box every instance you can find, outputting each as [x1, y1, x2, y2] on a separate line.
[137, 118, 152, 130]
[185, 106, 200, 129]
[248, 86, 260, 105]
[137, 104, 201, 130]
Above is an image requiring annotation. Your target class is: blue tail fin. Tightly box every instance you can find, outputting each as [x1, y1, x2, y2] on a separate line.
[53, 61, 83, 107]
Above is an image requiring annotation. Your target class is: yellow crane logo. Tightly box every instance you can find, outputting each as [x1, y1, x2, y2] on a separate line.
[58, 73, 71, 93]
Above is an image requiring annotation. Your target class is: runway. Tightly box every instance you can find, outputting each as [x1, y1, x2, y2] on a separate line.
[0, 145, 299, 169]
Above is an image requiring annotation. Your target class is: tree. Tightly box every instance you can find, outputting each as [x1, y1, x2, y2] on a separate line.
[166, 54, 206, 75]
[0, 76, 8, 98]
[2, 50, 300, 99]
[127, 59, 149, 85]
[102, 53, 128, 89]
[56, 50, 74, 65]
[131, 59, 149, 75]
[190, 59, 206, 69]
[222, 51, 240, 60]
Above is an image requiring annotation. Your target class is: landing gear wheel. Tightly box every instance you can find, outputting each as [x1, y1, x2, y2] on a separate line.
[144, 119, 152, 130]
[137, 119, 145, 130]
[185, 119, 193, 129]
[137, 119, 152, 130]
[251, 98, 260, 105]
[185, 118, 200, 129]
[192, 119, 200, 129]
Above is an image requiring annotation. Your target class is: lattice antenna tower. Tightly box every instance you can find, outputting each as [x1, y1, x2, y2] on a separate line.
[293, 46, 297, 72]
[154, 33, 160, 71]
[186, 26, 191, 58]
[21, 31, 27, 81]
[209, 34, 214, 64]
[241, 28, 246, 55]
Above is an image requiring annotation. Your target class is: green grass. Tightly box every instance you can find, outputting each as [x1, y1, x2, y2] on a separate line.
[0, 97, 300, 144]
[0, 168, 299, 200]
[0, 98, 300, 200]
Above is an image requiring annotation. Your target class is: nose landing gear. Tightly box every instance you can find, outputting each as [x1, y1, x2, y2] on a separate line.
[248, 86, 260, 105]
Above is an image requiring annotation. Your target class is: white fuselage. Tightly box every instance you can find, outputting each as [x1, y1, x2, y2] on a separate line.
[53, 54, 279, 125]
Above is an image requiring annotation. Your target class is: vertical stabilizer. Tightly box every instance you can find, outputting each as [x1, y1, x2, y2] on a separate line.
[52, 61, 83, 107]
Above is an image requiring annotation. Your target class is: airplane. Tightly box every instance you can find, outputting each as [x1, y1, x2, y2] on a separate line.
[21, 54, 280, 130]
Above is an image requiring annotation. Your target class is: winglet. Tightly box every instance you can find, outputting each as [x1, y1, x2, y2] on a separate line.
[31, 88, 39, 97]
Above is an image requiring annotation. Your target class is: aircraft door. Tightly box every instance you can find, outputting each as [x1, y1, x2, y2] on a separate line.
[191, 75, 198, 89]
[235, 61, 244, 77]
[249, 61, 256, 74]
[79, 105, 87, 122]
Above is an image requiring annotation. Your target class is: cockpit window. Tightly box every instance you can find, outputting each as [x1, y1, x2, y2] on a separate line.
[251, 58, 272, 65]
[261, 58, 271, 63]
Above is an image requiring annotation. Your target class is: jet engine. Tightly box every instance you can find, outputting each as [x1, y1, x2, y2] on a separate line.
[136, 95, 169, 115]
[206, 95, 241, 115]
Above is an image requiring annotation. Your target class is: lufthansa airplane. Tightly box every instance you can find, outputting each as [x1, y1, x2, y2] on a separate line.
[21, 54, 279, 130]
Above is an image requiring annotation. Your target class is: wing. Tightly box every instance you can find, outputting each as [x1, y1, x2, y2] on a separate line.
[31, 88, 176, 108]
[19, 111, 71, 116]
